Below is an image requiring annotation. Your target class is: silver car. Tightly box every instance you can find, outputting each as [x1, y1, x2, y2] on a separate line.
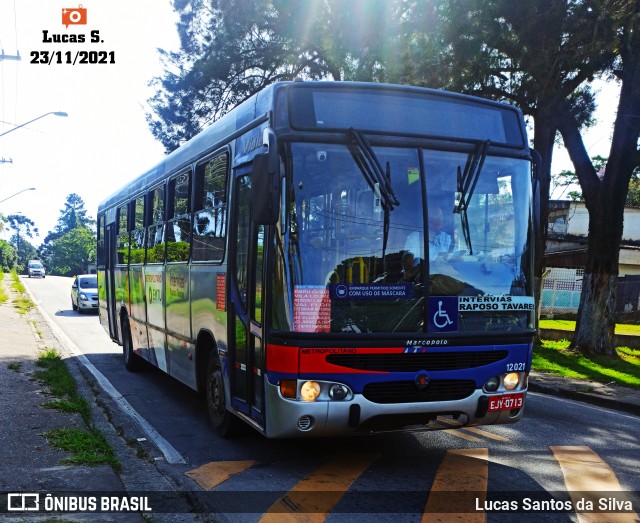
[27, 260, 46, 278]
[71, 274, 98, 313]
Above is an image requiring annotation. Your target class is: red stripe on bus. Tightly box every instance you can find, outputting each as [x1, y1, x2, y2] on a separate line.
[265, 344, 300, 374]
[299, 347, 405, 374]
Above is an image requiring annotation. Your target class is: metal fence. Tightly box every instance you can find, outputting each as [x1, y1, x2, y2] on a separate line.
[541, 267, 640, 316]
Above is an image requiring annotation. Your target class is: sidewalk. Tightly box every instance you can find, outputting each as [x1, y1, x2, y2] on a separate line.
[0, 275, 202, 522]
[529, 370, 640, 416]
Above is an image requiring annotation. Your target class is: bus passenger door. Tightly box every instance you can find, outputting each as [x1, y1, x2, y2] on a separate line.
[228, 173, 265, 428]
[104, 223, 119, 340]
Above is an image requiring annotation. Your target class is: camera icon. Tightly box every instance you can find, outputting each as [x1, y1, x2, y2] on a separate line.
[62, 5, 87, 28]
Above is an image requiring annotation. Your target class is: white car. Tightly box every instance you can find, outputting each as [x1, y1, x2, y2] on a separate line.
[71, 274, 98, 313]
[27, 260, 46, 278]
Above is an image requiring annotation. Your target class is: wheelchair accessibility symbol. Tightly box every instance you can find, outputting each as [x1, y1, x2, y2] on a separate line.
[428, 297, 458, 332]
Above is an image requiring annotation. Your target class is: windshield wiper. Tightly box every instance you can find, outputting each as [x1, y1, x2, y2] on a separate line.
[454, 140, 490, 255]
[347, 128, 399, 211]
[347, 128, 400, 265]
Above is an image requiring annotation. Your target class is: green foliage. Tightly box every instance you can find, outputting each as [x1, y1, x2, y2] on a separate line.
[540, 319, 640, 336]
[533, 339, 640, 389]
[147, 0, 424, 152]
[166, 241, 190, 262]
[35, 350, 119, 470]
[39, 194, 97, 275]
[0, 271, 7, 303]
[0, 240, 17, 272]
[47, 227, 96, 276]
[6, 214, 39, 271]
[44, 193, 95, 245]
[45, 427, 120, 470]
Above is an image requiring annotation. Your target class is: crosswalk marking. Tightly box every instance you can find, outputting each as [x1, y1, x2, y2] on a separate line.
[551, 446, 638, 523]
[185, 446, 636, 521]
[444, 428, 482, 442]
[258, 453, 379, 522]
[185, 460, 256, 490]
[423, 448, 488, 523]
[463, 427, 510, 442]
[439, 418, 510, 443]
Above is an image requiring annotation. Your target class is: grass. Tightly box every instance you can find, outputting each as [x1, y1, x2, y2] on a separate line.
[0, 271, 7, 303]
[46, 428, 120, 470]
[7, 361, 22, 372]
[533, 339, 640, 390]
[34, 349, 120, 470]
[35, 349, 91, 423]
[9, 269, 35, 314]
[540, 318, 640, 336]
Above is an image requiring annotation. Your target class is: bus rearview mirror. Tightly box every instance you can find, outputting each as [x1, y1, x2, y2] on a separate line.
[252, 151, 281, 225]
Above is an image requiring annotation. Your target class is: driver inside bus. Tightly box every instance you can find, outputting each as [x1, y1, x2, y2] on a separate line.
[428, 206, 451, 261]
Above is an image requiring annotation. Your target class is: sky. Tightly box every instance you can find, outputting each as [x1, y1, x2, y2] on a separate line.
[0, 0, 179, 243]
[0, 0, 622, 245]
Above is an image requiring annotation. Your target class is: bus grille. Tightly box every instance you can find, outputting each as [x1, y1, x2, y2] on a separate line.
[362, 380, 475, 404]
[326, 351, 508, 372]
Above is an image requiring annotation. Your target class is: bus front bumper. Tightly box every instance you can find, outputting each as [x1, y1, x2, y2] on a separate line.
[263, 380, 525, 438]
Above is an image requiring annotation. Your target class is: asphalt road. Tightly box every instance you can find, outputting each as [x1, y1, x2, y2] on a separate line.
[24, 275, 640, 522]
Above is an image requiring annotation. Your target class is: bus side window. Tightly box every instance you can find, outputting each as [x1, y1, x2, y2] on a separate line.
[192, 153, 228, 262]
[166, 172, 191, 262]
[131, 195, 146, 264]
[116, 203, 130, 265]
[97, 214, 105, 266]
[146, 185, 166, 263]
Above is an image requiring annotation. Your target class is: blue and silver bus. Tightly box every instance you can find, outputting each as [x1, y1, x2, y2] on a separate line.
[97, 81, 537, 438]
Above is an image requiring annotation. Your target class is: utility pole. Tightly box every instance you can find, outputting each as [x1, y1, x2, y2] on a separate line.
[0, 158, 13, 165]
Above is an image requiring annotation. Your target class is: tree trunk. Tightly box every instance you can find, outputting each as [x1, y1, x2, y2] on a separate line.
[531, 106, 558, 342]
[570, 198, 620, 356]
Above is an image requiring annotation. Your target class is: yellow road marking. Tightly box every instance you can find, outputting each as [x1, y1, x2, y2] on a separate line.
[463, 427, 510, 442]
[259, 453, 379, 523]
[438, 418, 510, 443]
[443, 428, 481, 442]
[551, 446, 638, 523]
[185, 460, 256, 491]
[423, 448, 488, 523]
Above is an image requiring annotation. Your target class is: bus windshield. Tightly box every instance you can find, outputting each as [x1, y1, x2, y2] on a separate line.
[272, 142, 534, 335]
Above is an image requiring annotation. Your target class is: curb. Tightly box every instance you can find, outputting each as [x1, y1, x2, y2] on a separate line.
[528, 380, 640, 417]
[19, 277, 209, 522]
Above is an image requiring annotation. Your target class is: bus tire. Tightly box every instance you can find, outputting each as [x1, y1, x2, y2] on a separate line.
[206, 356, 240, 438]
[122, 317, 143, 372]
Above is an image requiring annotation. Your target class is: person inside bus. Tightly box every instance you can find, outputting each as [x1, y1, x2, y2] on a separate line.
[428, 206, 452, 261]
[400, 251, 421, 282]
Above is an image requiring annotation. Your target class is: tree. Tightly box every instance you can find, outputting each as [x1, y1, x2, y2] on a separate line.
[435, 0, 622, 352]
[0, 239, 17, 272]
[7, 214, 39, 272]
[43, 193, 94, 245]
[147, 0, 408, 152]
[41, 194, 96, 274]
[551, 156, 608, 201]
[47, 227, 96, 276]
[557, 0, 640, 356]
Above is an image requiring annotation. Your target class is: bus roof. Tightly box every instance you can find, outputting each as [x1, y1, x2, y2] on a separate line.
[98, 81, 527, 213]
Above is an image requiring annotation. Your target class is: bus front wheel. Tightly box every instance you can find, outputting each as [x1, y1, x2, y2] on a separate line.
[206, 357, 240, 438]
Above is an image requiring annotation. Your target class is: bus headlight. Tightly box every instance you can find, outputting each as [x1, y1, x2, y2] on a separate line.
[300, 381, 321, 402]
[328, 383, 350, 400]
[503, 372, 520, 390]
[484, 376, 500, 392]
